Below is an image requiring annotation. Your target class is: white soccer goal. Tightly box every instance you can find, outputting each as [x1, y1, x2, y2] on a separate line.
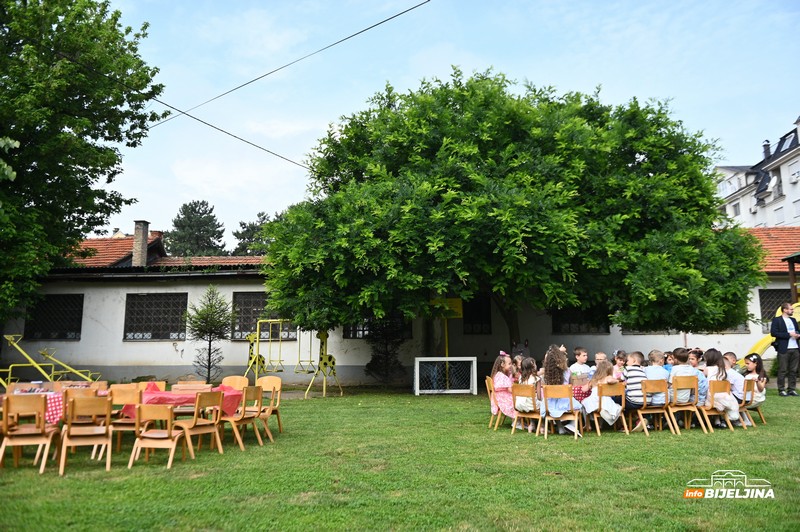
[413, 357, 478, 396]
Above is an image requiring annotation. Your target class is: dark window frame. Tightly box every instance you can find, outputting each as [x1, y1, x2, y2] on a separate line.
[24, 294, 84, 340]
[123, 293, 188, 341]
[342, 315, 413, 340]
[551, 308, 611, 335]
[462, 294, 492, 335]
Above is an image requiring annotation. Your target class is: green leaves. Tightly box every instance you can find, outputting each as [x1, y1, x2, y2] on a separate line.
[0, 0, 165, 322]
[265, 69, 764, 335]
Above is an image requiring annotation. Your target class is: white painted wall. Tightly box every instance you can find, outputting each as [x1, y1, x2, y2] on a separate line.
[2, 275, 783, 384]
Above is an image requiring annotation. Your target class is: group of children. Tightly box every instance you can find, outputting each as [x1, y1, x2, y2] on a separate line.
[490, 344, 769, 437]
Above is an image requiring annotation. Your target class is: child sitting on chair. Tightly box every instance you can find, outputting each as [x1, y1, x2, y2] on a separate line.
[703, 348, 740, 425]
[580, 360, 622, 428]
[490, 352, 516, 423]
[538, 344, 582, 436]
[743, 353, 768, 410]
[514, 357, 539, 414]
[644, 350, 669, 405]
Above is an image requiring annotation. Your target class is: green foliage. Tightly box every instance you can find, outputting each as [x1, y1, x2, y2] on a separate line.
[231, 211, 270, 256]
[185, 285, 235, 383]
[0, 137, 19, 188]
[165, 200, 227, 256]
[264, 69, 765, 335]
[0, 0, 165, 323]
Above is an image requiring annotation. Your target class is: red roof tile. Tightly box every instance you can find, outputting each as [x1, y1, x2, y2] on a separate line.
[747, 227, 800, 273]
[151, 256, 263, 267]
[74, 232, 163, 267]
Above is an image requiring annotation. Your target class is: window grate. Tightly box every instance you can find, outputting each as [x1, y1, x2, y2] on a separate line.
[124, 293, 187, 341]
[462, 294, 492, 335]
[343, 315, 412, 340]
[551, 308, 610, 334]
[24, 294, 84, 340]
[759, 289, 792, 333]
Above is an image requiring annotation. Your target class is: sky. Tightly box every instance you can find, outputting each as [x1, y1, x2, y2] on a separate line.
[103, 0, 800, 249]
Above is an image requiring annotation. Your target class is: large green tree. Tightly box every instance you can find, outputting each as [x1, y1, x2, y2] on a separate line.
[231, 211, 270, 256]
[165, 200, 227, 256]
[263, 69, 765, 341]
[0, 0, 165, 321]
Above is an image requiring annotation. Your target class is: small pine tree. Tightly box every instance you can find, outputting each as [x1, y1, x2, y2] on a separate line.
[186, 286, 235, 383]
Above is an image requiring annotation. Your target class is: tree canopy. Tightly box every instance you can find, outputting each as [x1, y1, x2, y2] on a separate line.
[232, 211, 270, 256]
[165, 200, 227, 256]
[0, 0, 165, 322]
[263, 69, 765, 339]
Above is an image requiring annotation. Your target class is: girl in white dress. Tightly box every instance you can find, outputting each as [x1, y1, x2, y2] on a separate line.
[580, 360, 622, 427]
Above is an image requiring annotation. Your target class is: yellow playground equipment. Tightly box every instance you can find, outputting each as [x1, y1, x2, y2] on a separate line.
[0, 335, 100, 388]
[244, 319, 317, 381]
[744, 302, 800, 364]
[304, 331, 343, 399]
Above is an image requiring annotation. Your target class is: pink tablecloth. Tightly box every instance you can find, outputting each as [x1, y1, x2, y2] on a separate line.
[120, 387, 242, 419]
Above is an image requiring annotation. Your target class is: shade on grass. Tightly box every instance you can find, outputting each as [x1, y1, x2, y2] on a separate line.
[1, 388, 798, 530]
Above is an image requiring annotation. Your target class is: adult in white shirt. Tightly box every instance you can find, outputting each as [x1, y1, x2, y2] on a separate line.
[770, 302, 800, 396]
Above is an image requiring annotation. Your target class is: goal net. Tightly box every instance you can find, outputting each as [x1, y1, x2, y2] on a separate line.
[413, 357, 477, 395]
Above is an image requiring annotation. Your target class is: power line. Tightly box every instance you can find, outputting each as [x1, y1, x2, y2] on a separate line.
[152, 0, 431, 128]
[55, 51, 310, 170]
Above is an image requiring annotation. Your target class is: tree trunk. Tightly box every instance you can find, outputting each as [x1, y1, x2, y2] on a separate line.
[491, 294, 520, 352]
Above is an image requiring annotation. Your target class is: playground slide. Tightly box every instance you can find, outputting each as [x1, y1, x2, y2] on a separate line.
[748, 335, 775, 357]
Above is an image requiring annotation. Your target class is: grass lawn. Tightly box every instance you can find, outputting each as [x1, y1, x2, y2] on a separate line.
[1, 387, 798, 531]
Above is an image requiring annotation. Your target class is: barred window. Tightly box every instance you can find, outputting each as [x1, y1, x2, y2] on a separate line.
[760, 288, 792, 333]
[342, 315, 412, 340]
[232, 292, 266, 340]
[232, 291, 297, 341]
[551, 308, 610, 334]
[124, 293, 187, 341]
[24, 294, 84, 340]
[462, 294, 492, 335]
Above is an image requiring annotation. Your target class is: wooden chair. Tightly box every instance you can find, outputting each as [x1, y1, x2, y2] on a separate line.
[538, 384, 582, 440]
[737, 379, 760, 428]
[510, 383, 541, 435]
[59, 396, 112, 476]
[174, 391, 225, 458]
[128, 404, 186, 469]
[636, 380, 676, 436]
[485, 376, 507, 431]
[592, 382, 629, 436]
[221, 375, 249, 391]
[108, 386, 142, 452]
[0, 394, 60, 474]
[220, 386, 263, 451]
[255, 375, 283, 434]
[699, 380, 735, 433]
[136, 381, 166, 391]
[667, 376, 708, 435]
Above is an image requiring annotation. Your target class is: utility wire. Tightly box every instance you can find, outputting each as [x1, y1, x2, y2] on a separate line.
[55, 51, 310, 170]
[153, 0, 430, 128]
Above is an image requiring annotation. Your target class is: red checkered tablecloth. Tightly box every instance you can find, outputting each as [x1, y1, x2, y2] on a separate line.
[44, 392, 64, 424]
[572, 385, 591, 403]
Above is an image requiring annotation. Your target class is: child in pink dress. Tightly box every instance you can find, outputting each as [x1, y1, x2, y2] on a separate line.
[490, 352, 515, 422]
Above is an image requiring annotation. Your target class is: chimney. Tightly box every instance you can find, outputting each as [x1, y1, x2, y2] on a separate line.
[763, 140, 771, 159]
[132, 220, 149, 267]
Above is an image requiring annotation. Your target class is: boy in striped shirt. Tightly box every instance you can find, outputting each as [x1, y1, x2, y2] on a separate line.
[624, 352, 648, 430]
